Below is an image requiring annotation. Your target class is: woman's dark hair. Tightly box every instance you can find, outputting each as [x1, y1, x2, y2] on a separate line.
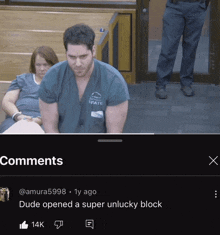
[29, 46, 59, 73]
[63, 24, 95, 52]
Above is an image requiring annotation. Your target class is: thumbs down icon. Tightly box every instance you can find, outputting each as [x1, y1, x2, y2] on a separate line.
[54, 220, 63, 229]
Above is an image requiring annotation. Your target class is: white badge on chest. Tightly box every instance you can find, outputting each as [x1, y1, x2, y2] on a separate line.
[91, 111, 103, 118]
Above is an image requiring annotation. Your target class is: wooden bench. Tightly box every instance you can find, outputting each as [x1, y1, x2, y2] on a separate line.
[0, 81, 11, 124]
[0, 6, 114, 125]
[0, 7, 114, 81]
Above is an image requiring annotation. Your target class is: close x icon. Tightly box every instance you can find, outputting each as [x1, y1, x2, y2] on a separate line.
[209, 156, 219, 166]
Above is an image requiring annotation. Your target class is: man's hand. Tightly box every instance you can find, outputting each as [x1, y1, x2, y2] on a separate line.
[32, 117, 42, 126]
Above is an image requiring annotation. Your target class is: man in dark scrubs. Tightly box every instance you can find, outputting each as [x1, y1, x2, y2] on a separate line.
[155, 0, 211, 99]
[38, 24, 130, 133]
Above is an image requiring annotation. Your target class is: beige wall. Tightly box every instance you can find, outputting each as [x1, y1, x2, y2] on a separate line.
[149, 0, 166, 40]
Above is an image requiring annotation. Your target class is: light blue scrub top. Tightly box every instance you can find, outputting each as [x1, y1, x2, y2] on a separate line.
[38, 59, 130, 133]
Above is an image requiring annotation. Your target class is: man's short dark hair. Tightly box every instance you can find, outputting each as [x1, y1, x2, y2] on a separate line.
[63, 24, 95, 52]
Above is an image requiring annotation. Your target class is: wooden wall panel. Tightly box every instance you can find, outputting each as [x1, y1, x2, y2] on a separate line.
[0, 9, 113, 81]
[118, 14, 131, 71]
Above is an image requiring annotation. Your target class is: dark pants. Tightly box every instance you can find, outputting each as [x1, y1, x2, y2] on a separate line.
[156, 0, 208, 89]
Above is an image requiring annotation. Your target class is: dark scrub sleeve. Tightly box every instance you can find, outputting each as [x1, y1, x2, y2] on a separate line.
[106, 75, 130, 106]
[38, 70, 59, 104]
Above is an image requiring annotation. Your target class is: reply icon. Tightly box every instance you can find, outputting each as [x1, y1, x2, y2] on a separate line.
[85, 219, 94, 229]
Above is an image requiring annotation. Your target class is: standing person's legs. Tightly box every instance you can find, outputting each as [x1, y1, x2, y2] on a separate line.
[156, 4, 185, 97]
[180, 2, 207, 90]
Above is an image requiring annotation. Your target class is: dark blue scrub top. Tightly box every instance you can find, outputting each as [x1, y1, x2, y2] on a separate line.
[38, 59, 130, 133]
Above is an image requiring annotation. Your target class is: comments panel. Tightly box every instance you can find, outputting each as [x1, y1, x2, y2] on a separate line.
[0, 176, 219, 233]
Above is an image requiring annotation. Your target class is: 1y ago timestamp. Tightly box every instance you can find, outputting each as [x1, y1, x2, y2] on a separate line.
[19, 188, 97, 196]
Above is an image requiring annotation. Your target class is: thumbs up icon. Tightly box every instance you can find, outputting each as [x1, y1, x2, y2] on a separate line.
[19, 221, 28, 229]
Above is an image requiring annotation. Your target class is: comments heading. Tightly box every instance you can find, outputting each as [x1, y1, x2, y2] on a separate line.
[0, 156, 63, 166]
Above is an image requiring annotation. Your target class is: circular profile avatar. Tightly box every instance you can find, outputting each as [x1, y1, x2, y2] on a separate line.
[0, 188, 10, 202]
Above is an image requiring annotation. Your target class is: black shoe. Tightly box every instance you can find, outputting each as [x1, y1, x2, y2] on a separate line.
[181, 86, 195, 97]
[155, 88, 168, 99]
